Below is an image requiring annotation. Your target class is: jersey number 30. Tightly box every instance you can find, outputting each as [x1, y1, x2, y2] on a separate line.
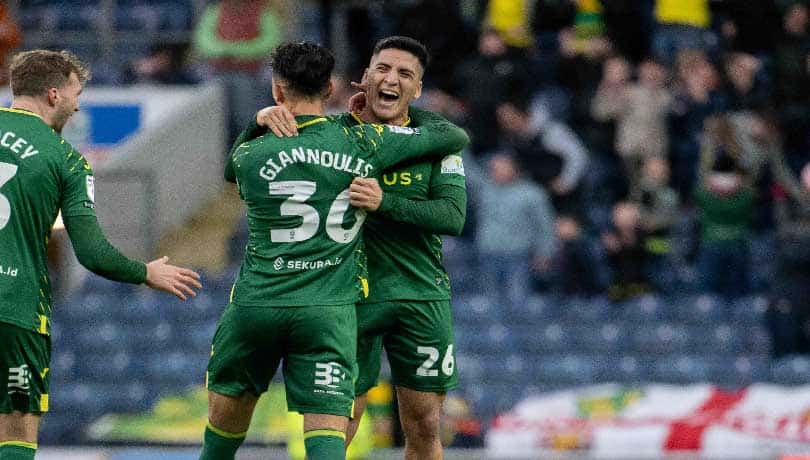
[269, 180, 366, 244]
[0, 162, 18, 230]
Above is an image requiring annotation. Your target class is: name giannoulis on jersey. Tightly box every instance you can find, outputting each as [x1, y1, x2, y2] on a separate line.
[0, 265, 19, 277]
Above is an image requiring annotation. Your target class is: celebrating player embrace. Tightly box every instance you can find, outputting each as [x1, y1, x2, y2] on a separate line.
[199, 42, 468, 460]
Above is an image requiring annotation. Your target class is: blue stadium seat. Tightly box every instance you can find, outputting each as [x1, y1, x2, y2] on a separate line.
[771, 356, 810, 385]
[742, 324, 772, 355]
[145, 350, 206, 385]
[452, 295, 498, 325]
[49, 382, 106, 415]
[534, 354, 597, 385]
[182, 320, 217, 351]
[114, 1, 193, 31]
[730, 295, 768, 326]
[673, 294, 726, 325]
[708, 356, 769, 388]
[651, 355, 710, 383]
[74, 321, 132, 352]
[483, 353, 530, 384]
[630, 323, 690, 354]
[50, 350, 78, 381]
[463, 381, 523, 421]
[505, 294, 560, 325]
[455, 352, 486, 384]
[594, 355, 650, 384]
[572, 322, 631, 353]
[64, 291, 119, 321]
[561, 296, 611, 324]
[514, 322, 574, 353]
[76, 351, 144, 383]
[132, 321, 176, 352]
[620, 294, 670, 323]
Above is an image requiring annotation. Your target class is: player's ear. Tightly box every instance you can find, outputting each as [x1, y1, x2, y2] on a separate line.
[46, 87, 59, 107]
[324, 80, 334, 100]
[413, 80, 422, 100]
[271, 80, 284, 105]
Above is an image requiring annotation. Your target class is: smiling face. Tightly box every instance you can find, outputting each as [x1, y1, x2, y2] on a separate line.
[364, 48, 423, 125]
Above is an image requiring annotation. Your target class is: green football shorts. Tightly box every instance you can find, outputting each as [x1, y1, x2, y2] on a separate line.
[0, 322, 50, 414]
[355, 300, 457, 395]
[206, 303, 357, 417]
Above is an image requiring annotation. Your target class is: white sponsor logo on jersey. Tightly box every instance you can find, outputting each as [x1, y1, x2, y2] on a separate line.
[440, 155, 465, 176]
[314, 362, 346, 388]
[7, 364, 31, 394]
[386, 125, 420, 135]
[86, 176, 95, 203]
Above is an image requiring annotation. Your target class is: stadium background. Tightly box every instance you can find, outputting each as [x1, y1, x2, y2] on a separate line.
[6, 0, 810, 458]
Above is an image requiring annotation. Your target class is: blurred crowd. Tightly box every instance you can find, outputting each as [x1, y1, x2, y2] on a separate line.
[8, 0, 810, 355]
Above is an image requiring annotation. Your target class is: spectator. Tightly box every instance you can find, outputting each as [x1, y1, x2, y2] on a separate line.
[592, 55, 672, 196]
[496, 100, 589, 212]
[635, 157, 680, 291]
[651, 0, 714, 65]
[773, 1, 810, 156]
[602, 201, 650, 300]
[669, 50, 727, 198]
[472, 152, 556, 307]
[694, 126, 755, 299]
[0, 3, 21, 86]
[452, 28, 532, 155]
[768, 153, 810, 357]
[555, 215, 604, 296]
[484, 0, 534, 49]
[723, 52, 769, 112]
[193, 0, 284, 143]
[122, 43, 198, 85]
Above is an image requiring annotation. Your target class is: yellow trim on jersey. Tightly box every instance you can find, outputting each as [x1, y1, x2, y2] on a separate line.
[296, 117, 328, 129]
[350, 111, 411, 127]
[207, 423, 247, 439]
[38, 315, 48, 335]
[303, 429, 346, 441]
[0, 107, 44, 121]
[229, 284, 235, 303]
[0, 441, 38, 450]
[40, 393, 49, 412]
[40, 368, 49, 379]
[359, 276, 369, 298]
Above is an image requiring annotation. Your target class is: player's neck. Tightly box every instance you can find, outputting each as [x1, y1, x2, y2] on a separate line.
[358, 107, 408, 127]
[11, 97, 54, 127]
[284, 100, 325, 117]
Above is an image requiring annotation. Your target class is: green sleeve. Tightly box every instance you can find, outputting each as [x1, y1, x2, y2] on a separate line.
[194, 7, 280, 59]
[64, 214, 147, 284]
[377, 184, 467, 235]
[366, 116, 470, 170]
[225, 119, 267, 183]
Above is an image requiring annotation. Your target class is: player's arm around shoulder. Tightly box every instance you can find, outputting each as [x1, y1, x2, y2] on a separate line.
[348, 152, 468, 236]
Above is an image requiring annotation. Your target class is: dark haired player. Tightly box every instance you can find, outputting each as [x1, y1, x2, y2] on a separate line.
[259, 36, 467, 459]
[198, 42, 468, 460]
[0, 50, 201, 460]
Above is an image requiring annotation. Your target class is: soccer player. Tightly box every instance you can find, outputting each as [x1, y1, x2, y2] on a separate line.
[258, 36, 467, 459]
[0, 50, 202, 460]
[199, 41, 468, 460]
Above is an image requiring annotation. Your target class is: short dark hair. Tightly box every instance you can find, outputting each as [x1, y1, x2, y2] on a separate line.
[270, 42, 334, 97]
[371, 36, 430, 72]
[9, 50, 91, 97]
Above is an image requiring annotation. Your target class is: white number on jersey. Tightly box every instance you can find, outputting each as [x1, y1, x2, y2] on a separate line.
[0, 162, 19, 230]
[269, 180, 366, 244]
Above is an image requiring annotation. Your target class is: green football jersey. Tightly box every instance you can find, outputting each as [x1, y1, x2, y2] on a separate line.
[334, 113, 467, 303]
[228, 114, 468, 307]
[0, 108, 96, 335]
